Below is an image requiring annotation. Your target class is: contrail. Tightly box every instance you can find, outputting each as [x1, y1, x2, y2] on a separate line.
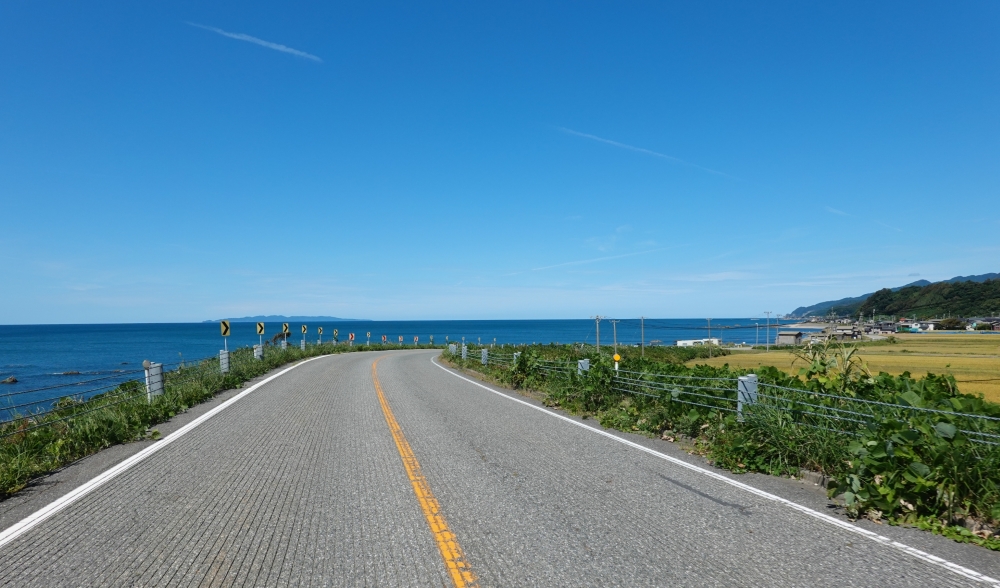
[187, 22, 322, 63]
[557, 127, 739, 179]
[532, 248, 666, 271]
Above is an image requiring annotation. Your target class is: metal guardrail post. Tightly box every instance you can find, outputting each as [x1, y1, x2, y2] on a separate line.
[481, 348, 488, 365]
[449, 344, 456, 354]
[737, 374, 758, 422]
[578, 359, 590, 375]
[143, 360, 163, 403]
[461, 345, 468, 360]
[219, 350, 230, 374]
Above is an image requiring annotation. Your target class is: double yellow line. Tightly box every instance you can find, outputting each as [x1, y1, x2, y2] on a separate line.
[371, 357, 478, 587]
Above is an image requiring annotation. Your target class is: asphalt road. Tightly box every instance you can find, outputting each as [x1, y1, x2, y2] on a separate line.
[0, 350, 998, 586]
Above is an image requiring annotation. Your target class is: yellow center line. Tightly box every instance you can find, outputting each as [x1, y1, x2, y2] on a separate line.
[371, 357, 478, 588]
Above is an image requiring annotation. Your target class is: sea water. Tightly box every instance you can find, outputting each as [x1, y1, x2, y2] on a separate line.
[0, 318, 802, 418]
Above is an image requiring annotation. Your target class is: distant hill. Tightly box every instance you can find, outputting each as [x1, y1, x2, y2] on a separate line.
[857, 280, 1000, 319]
[203, 315, 367, 323]
[790, 273, 1000, 317]
[790, 280, 930, 317]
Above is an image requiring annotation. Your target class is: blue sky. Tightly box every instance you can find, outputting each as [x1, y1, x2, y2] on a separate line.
[1, 1, 997, 323]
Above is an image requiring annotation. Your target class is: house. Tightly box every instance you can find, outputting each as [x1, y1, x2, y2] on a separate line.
[875, 321, 898, 334]
[775, 331, 803, 346]
[676, 338, 721, 347]
[831, 325, 862, 340]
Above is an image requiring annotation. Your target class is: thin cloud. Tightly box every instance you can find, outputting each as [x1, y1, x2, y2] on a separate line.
[532, 248, 666, 272]
[187, 22, 322, 63]
[557, 127, 740, 180]
[825, 206, 849, 216]
[874, 220, 903, 232]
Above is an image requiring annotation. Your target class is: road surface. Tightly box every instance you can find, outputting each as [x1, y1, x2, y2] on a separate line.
[0, 350, 998, 586]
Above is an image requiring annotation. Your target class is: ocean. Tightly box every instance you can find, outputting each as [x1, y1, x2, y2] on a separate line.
[0, 318, 803, 419]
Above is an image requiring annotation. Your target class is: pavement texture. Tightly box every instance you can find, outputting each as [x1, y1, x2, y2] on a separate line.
[0, 349, 998, 586]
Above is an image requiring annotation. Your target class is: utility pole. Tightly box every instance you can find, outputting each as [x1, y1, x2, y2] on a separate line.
[764, 311, 772, 352]
[593, 316, 602, 351]
[755, 322, 759, 346]
[707, 318, 712, 358]
[640, 316, 645, 357]
[610, 319, 620, 355]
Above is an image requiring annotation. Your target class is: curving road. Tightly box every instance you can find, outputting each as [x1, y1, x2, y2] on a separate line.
[0, 350, 998, 586]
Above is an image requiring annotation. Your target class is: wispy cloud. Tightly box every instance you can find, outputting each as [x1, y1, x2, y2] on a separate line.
[557, 127, 740, 180]
[187, 22, 322, 62]
[532, 248, 666, 271]
[873, 220, 903, 232]
[825, 206, 849, 216]
[673, 271, 756, 282]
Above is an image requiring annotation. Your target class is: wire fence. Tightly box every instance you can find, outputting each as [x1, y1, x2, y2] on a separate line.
[474, 349, 1000, 445]
[0, 353, 219, 433]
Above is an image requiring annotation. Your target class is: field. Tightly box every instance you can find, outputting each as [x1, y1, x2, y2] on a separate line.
[687, 333, 1000, 402]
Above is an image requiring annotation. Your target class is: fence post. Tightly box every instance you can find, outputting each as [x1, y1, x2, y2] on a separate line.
[219, 349, 230, 374]
[461, 344, 468, 360]
[481, 348, 488, 366]
[144, 360, 163, 402]
[513, 352, 520, 364]
[577, 359, 590, 375]
[449, 344, 456, 354]
[737, 374, 758, 422]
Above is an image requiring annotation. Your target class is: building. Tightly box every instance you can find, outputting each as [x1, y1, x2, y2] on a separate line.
[874, 321, 898, 334]
[676, 338, 721, 347]
[775, 331, 803, 346]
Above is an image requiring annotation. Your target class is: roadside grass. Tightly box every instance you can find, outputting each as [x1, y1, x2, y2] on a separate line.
[445, 341, 1000, 550]
[0, 342, 435, 500]
[690, 333, 1000, 402]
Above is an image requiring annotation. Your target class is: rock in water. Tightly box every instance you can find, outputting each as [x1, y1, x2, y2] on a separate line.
[1, 376, 17, 384]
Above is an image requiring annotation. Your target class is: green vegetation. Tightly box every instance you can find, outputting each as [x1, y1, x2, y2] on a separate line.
[445, 342, 1000, 549]
[0, 341, 435, 499]
[851, 279, 1000, 319]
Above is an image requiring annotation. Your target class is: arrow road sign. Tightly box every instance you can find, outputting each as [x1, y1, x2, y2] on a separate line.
[282, 323, 290, 334]
[398, 335, 403, 343]
[334, 329, 339, 337]
[349, 333, 355, 341]
[367, 332, 371, 338]
[256, 322, 265, 335]
[382, 335, 387, 342]
[220, 321, 230, 337]
[301, 325, 308, 334]
[413, 336, 418, 343]
[318, 327, 323, 335]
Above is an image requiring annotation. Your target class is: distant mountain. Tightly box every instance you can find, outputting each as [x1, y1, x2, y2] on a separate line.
[858, 279, 1000, 319]
[789, 273, 999, 317]
[203, 315, 367, 323]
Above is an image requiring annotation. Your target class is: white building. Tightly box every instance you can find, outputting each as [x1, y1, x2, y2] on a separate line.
[676, 338, 721, 347]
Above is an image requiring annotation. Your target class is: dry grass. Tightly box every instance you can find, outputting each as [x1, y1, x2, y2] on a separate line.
[687, 333, 1000, 403]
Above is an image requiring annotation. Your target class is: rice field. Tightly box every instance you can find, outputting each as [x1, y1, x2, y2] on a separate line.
[687, 333, 1000, 403]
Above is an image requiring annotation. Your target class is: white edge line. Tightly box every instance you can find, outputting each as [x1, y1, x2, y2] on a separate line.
[431, 356, 1000, 586]
[0, 355, 328, 549]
